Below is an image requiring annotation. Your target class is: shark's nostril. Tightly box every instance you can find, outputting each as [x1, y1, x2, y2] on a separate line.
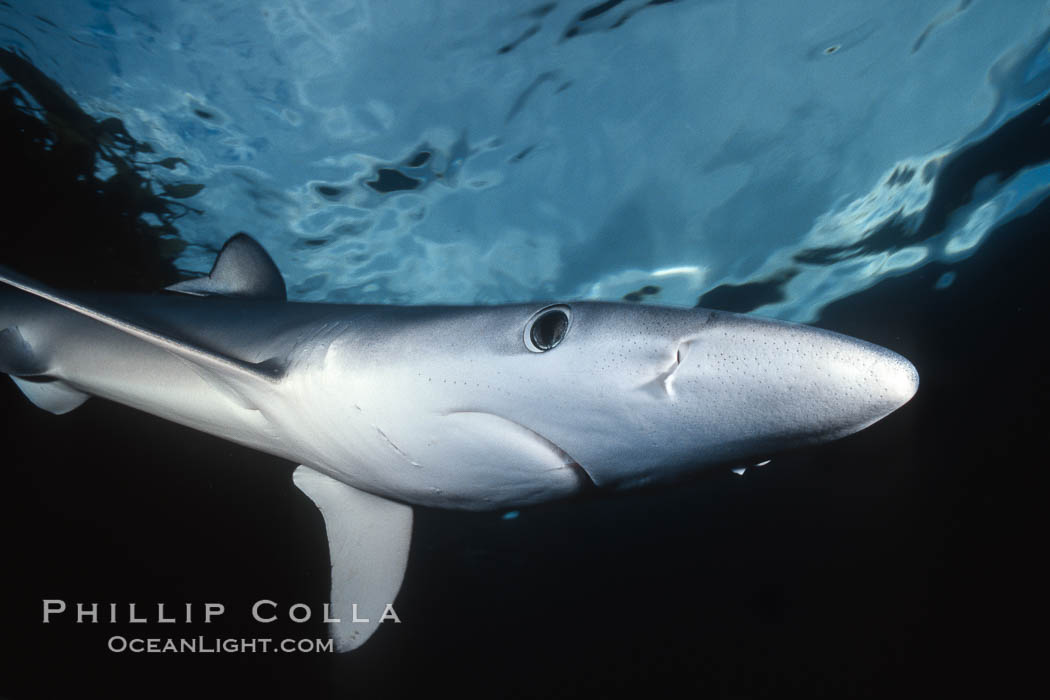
[675, 339, 695, 367]
[638, 340, 693, 399]
[663, 343, 687, 395]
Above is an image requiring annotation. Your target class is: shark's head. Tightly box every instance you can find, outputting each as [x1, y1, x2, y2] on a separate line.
[329, 302, 918, 508]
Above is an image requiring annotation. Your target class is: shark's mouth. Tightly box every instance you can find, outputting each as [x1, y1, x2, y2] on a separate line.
[445, 410, 596, 489]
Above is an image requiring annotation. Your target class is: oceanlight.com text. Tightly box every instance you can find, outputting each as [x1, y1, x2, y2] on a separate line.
[107, 636, 335, 654]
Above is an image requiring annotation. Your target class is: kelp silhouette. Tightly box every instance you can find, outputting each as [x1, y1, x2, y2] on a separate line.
[0, 48, 201, 290]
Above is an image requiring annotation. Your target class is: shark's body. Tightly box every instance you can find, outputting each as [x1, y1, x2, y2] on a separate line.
[0, 235, 918, 650]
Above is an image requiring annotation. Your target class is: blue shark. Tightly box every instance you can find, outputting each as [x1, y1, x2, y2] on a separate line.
[0, 234, 918, 650]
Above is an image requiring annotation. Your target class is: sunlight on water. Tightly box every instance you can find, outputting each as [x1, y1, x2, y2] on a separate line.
[2, 0, 1049, 320]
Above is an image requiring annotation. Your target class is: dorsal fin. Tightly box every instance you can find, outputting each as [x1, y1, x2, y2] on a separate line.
[0, 265, 283, 385]
[167, 233, 286, 300]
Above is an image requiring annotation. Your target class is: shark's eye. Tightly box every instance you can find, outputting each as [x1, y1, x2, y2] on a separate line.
[524, 304, 571, 353]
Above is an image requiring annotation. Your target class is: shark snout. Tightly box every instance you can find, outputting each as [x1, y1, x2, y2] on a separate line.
[669, 313, 919, 449]
[813, 331, 919, 430]
[487, 306, 919, 491]
[869, 346, 920, 412]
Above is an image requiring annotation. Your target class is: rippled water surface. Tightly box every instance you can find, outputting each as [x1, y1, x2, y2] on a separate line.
[3, 0, 1048, 319]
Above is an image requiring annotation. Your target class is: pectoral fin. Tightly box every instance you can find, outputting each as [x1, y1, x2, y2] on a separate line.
[292, 465, 413, 651]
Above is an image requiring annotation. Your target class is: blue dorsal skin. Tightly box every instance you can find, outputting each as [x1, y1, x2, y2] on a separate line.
[0, 234, 918, 651]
